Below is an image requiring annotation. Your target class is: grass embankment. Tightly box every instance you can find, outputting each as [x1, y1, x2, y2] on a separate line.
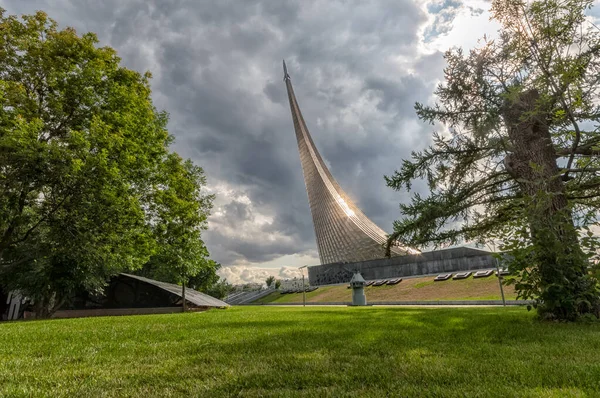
[255, 274, 517, 304]
[1, 307, 599, 397]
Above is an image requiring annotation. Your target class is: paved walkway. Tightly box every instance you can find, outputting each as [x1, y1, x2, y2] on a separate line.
[248, 300, 528, 307]
[254, 304, 512, 308]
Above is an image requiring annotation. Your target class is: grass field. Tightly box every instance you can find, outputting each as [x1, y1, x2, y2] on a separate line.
[1, 306, 599, 397]
[255, 274, 518, 304]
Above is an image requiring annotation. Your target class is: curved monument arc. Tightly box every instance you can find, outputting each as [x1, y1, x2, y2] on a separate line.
[283, 60, 419, 264]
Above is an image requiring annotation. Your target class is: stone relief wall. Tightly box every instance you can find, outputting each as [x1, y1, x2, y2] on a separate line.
[308, 247, 498, 286]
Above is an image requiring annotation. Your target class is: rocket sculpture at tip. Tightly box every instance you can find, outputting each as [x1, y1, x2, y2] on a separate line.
[282, 60, 419, 264]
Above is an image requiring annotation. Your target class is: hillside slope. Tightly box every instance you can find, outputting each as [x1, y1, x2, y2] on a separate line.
[254, 274, 517, 304]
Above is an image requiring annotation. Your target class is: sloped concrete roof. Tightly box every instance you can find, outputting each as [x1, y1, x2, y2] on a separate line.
[120, 273, 229, 308]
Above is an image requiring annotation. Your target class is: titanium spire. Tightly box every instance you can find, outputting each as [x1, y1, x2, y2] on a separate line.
[283, 63, 419, 264]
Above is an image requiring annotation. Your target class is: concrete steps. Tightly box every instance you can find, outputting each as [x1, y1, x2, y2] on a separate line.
[225, 288, 275, 305]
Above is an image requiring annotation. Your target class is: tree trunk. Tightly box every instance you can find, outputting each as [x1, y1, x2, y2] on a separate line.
[32, 292, 65, 319]
[502, 89, 598, 319]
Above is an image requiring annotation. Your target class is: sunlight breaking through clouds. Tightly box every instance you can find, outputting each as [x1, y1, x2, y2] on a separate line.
[4, 0, 594, 280]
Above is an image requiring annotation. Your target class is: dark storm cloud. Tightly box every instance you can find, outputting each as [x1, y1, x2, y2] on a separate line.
[0, 0, 449, 267]
[364, 75, 427, 113]
[221, 201, 253, 226]
[205, 228, 314, 264]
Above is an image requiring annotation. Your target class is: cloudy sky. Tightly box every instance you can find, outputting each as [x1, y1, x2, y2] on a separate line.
[2, 0, 599, 284]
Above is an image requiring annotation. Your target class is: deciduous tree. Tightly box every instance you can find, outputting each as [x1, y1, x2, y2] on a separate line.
[143, 155, 214, 308]
[266, 275, 275, 288]
[0, 10, 212, 317]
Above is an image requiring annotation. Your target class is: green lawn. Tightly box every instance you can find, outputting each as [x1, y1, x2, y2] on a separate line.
[1, 306, 599, 397]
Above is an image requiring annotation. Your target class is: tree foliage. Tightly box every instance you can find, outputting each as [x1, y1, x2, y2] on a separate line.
[386, 0, 600, 320]
[0, 10, 213, 317]
[143, 155, 214, 290]
[265, 275, 275, 287]
[200, 276, 234, 300]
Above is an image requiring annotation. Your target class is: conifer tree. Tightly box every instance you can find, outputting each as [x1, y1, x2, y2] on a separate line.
[386, 0, 600, 320]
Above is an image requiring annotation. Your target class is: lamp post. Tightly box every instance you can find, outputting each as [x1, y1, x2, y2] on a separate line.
[495, 257, 506, 307]
[299, 265, 307, 307]
[487, 241, 506, 307]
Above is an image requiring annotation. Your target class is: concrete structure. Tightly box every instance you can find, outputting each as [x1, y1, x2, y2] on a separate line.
[283, 61, 418, 265]
[117, 274, 230, 308]
[308, 247, 496, 286]
[52, 274, 229, 319]
[349, 272, 367, 306]
[2, 273, 229, 321]
[225, 288, 275, 305]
